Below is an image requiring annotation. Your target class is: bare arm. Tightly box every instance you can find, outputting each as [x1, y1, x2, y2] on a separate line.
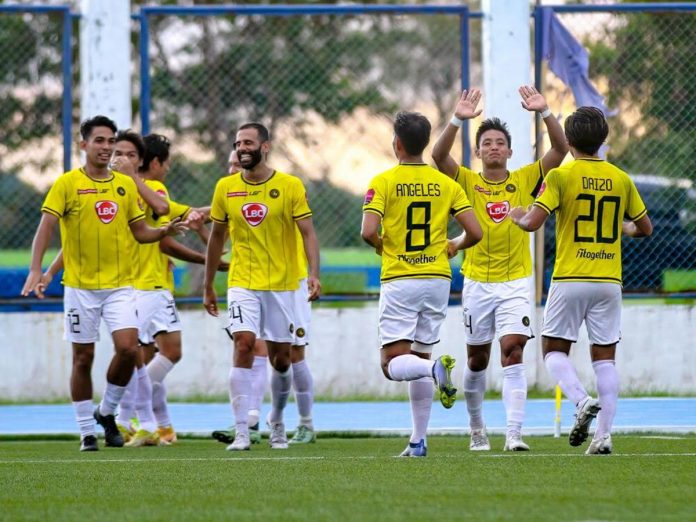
[130, 218, 186, 244]
[448, 209, 483, 256]
[21, 213, 58, 296]
[203, 221, 227, 317]
[296, 217, 321, 301]
[160, 236, 229, 271]
[432, 89, 483, 177]
[518, 85, 568, 174]
[33, 248, 65, 299]
[509, 205, 549, 232]
[360, 212, 383, 255]
[111, 156, 169, 217]
[623, 214, 653, 238]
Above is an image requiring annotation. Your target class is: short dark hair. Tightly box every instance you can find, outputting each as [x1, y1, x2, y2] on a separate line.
[115, 129, 145, 159]
[80, 115, 117, 140]
[475, 117, 511, 148]
[564, 106, 608, 156]
[238, 122, 270, 143]
[141, 133, 171, 172]
[393, 111, 431, 155]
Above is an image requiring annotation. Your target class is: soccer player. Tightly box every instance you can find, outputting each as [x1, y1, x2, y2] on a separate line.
[204, 123, 321, 451]
[509, 106, 652, 454]
[21, 115, 185, 451]
[431, 86, 568, 451]
[361, 111, 482, 457]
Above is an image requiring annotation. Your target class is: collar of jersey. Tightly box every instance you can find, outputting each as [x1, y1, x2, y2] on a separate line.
[478, 171, 510, 185]
[575, 157, 604, 162]
[398, 162, 428, 166]
[80, 167, 115, 183]
[241, 170, 276, 185]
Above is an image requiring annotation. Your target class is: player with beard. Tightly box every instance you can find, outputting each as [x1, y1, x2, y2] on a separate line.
[204, 123, 321, 451]
[431, 86, 568, 451]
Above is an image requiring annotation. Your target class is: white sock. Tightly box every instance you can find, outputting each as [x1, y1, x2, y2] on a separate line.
[116, 370, 137, 428]
[463, 366, 486, 430]
[147, 353, 175, 384]
[230, 366, 252, 435]
[387, 354, 434, 381]
[74, 399, 95, 439]
[409, 377, 433, 444]
[292, 360, 314, 429]
[135, 366, 157, 433]
[152, 381, 171, 428]
[99, 382, 127, 416]
[502, 363, 527, 435]
[249, 355, 268, 427]
[544, 352, 588, 406]
[593, 360, 619, 439]
[148, 354, 175, 428]
[269, 367, 292, 424]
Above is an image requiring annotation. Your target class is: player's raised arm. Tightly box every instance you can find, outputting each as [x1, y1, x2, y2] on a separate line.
[518, 85, 568, 174]
[432, 89, 483, 177]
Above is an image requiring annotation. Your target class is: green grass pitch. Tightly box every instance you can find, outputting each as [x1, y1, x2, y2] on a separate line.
[1, 435, 694, 521]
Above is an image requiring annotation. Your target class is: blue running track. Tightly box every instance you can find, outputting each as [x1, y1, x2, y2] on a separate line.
[1, 398, 695, 436]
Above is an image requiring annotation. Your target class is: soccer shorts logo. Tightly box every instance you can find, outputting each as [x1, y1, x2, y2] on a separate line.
[296, 327, 305, 338]
[522, 316, 530, 327]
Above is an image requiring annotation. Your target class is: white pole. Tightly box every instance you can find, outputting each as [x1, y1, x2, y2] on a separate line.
[482, 0, 540, 384]
[80, 0, 132, 131]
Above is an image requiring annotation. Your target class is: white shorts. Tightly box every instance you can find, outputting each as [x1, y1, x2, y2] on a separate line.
[135, 289, 182, 345]
[462, 277, 533, 345]
[225, 287, 295, 343]
[293, 279, 312, 346]
[542, 282, 622, 345]
[63, 286, 138, 343]
[378, 278, 450, 347]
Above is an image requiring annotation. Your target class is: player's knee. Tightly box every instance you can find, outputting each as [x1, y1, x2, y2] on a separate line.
[72, 350, 94, 371]
[467, 353, 489, 372]
[502, 346, 524, 366]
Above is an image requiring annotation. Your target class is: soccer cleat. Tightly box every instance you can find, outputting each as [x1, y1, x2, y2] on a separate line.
[569, 397, 601, 447]
[94, 407, 124, 447]
[503, 431, 530, 452]
[158, 425, 178, 445]
[249, 423, 262, 444]
[80, 435, 99, 452]
[399, 439, 427, 457]
[226, 431, 251, 451]
[117, 423, 135, 444]
[289, 425, 317, 444]
[431, 355, 457, 409]
[125, 429, 161, 447]
[469, 427, 491, 451]
[585, 434, 613, 455]
[267, 418, 289, 450]
[212, 427, 236, 445]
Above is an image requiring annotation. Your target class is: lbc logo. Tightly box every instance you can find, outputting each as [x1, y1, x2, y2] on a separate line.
[486, 200, 510, 224]
[242, 203, 268, 227]
[95, 200, 119, 224]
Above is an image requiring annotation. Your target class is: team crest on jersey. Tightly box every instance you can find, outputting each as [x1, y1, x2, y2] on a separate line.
[474, 184, 492, 195]
[241, 203, 268, 226]
[95, 200, 119, 224]
[269, 188, 280, 199]
[364, 189, 375, 204]
[486, 201, 510, 223]
[117, 187, 126, 196]
[505, 183, 516, 193]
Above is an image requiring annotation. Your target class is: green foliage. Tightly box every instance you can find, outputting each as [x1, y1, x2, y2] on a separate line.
[0, 174, 44, 248]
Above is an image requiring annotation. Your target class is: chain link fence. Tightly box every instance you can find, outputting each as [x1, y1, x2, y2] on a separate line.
[541, 6, 696, 294]
[1, 3, 694, 301]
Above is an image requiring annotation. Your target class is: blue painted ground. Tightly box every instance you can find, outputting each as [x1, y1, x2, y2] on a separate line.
[1, 398, 695, 436]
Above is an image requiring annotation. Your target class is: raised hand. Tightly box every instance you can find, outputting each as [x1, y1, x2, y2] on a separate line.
[519, 85, 549, 113]
[454, 89, 483, 120]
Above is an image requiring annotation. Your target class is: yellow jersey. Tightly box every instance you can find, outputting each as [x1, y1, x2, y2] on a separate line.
[210, 170, 312, 291]
[535, 158, 647, 284]
[133, 179, 172, 291]
[163, 196, 191, 293]
[41, 167, 145, 289]
[363, 163, 472, 283]
[454, 161, 544, 282]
